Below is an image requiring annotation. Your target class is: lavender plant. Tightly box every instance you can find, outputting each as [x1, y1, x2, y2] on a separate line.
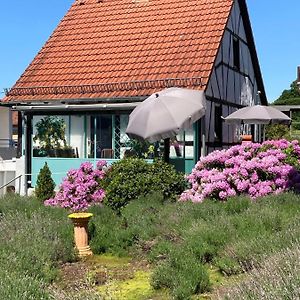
[44, 161, 107, 212]
[180, 139, 300, 202]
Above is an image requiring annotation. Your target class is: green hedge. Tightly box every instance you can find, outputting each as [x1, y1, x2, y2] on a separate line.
[102, 158, 187, 211]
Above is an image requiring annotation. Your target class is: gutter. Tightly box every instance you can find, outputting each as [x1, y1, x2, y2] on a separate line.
[11, 102, 140, 112]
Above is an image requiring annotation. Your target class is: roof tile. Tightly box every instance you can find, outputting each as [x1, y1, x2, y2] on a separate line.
[4, 0, 233, 102]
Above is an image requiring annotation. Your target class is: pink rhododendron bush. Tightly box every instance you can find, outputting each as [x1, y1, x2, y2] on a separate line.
[180, 139, 300, 203]
[44, 161, 107, 212]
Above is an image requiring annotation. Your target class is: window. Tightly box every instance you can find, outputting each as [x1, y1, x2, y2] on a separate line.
[233, 37, 240, 70]
[214, 105, 223, 142]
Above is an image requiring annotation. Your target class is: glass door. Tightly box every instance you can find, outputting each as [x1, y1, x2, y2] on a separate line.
[169, 125, 195, 173]
[89, 115, 113, 159]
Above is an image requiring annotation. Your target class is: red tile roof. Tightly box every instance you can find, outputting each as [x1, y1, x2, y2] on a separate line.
[4, 0, 233, 102]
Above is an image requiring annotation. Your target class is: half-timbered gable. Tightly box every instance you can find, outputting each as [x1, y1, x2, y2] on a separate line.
[205, 0, 266, 152]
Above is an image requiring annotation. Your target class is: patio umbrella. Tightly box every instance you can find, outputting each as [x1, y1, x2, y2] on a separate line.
[126, 87, 206, 143]
[223, 105, 291, 125]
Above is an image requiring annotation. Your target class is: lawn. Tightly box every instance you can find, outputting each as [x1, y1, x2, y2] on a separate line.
[1, 192, 300, 299]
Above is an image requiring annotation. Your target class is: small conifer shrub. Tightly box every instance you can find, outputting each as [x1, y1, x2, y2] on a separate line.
[35, 162, 56, 201]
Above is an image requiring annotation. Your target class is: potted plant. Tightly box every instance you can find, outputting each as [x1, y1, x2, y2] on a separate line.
[45, 160, 107, 257]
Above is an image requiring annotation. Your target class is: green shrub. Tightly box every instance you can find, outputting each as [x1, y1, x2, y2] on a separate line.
[223, 246, 300, 299]
[224, 196, 251, 214]
[151, 249, 210, 299]
[0, 270, 49, 300]
[89, 193, 164, 256]
[88, 192, 300, 298]
[215, 257, 242, 276]
[265, 124, 291, 140]
[35, 162, 56, 201]
[0, 195, 75, 299]
[103, 158, 186, 211]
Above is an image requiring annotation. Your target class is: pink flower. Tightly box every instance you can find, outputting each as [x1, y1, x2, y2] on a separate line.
[180, 139, 300, 202]
[44, 161, 107, 212]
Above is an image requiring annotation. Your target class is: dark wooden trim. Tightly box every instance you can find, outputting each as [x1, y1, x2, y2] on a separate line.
[206, 96, 244, 109]
[164, 138, 170, 163]
[205, 141, 239, 147]
[17, 112, 22, 158]
[25, 114, 32, 188]
[24, 110, 133, 116]
[208, 101, 213, 143]
[225, 28, 248, 46]
[214, 62, 255, 87]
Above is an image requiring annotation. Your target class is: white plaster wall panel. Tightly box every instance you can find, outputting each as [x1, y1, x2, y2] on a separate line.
[222, 31, 231, 65]
[253, 81, 259, 104]
[0, 108, 10, 147]
[70, 115, 85, 158]
[226, 69, 235, 102]
[240, 77, 254, 106]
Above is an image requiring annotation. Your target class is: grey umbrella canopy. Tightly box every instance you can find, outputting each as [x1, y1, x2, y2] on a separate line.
[224, 105, 291, 125]
[126, 87, 206, 143]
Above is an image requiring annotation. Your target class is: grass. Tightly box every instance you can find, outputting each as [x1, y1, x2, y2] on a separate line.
[0, 194, 75, 300]
[89, 192, 300, 299]
[1, 192, 300, 299]
[221, 245, 300, 299]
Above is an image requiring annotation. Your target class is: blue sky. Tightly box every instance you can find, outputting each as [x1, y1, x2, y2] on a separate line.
[0, 0, 299, 102]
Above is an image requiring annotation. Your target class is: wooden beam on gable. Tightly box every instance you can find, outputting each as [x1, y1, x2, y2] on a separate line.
[238, 0, 268, 105]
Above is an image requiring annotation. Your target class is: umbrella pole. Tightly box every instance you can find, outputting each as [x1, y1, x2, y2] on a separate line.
[164, 138, 170, 163]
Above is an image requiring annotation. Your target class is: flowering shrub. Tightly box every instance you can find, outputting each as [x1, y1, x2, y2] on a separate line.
[180, 139, 300, 203]
[44, 161, 107, 212]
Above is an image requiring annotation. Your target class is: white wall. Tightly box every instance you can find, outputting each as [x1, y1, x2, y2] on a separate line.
[0, 107, 12, 147]
[70, 115, 85, 158]
[0, 157, 27, 196]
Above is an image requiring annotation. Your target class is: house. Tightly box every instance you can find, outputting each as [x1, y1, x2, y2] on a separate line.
[1, 0, 267, 189]
[0, 107, 19, 196]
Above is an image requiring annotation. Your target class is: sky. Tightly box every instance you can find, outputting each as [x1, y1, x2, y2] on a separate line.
[0, 0, 299, 103]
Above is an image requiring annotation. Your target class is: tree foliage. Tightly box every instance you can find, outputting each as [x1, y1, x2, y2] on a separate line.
[35, 162, 56, 202]
[265, 124, 291, 140]
[273, 80, 300, 105]
[33, 116, 67, 150]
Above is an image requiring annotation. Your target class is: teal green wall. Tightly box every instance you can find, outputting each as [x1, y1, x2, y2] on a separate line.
[32, 157, 116, 187]
[32, 157, 153, 188]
